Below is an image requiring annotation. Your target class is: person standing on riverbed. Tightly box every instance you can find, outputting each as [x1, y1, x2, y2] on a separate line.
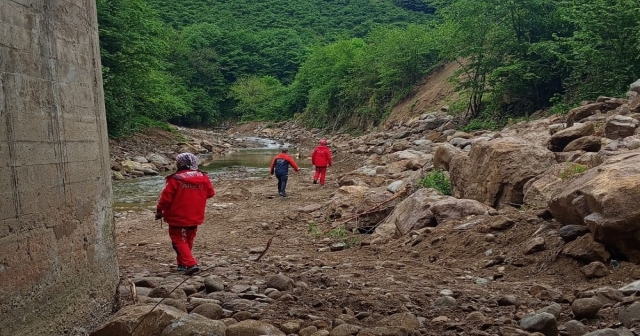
[269, 147, 300, 197]
[311, 139, 332, 186]
[156, 153, 215, 275]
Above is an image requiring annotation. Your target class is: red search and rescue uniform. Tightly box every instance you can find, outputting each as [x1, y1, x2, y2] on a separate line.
[157, 170, 215, 268]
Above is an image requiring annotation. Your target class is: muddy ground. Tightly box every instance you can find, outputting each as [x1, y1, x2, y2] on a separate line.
[112, 125, 640, 336]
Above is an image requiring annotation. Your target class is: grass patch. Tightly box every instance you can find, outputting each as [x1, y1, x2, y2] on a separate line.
[559, 163, 587, 179]
[418, 168, 452, 195]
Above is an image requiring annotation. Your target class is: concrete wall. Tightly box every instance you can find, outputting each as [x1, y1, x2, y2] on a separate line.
[0, 1, 118, 335]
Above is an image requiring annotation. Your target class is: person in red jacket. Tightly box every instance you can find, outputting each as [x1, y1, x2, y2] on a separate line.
[269, 147, 300, 197]
[156, 153, 215, 275]
[311, 139, 333, 186]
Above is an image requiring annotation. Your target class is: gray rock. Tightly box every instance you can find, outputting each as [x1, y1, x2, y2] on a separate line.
[204, 276, 225, 293]
[281, 321, 301, 334]
[571, 298, 603, 319]
[619, 280, 640, 295]
[564, 320, 588, 336]
[593, 287, 624, 305]
[356, 327, 410, 336]
[191, 303, 223, 320]
[498, 295, 519, 307]
[300, 326, 319, 336]
[386, 181, 405, 194]
[581, 262, 609, 279]
[160, 313, 226, 336]
[559, 225, 590, 242]
[619, 302, 640, 327]
[265, 274, 295, 291]
[91, 304, 188, 336]
[519, 312, 558, 336]
[225, 320, 286, 336]
[524, 237, 546, 255]
[132, 277, 164, 288]
[583, 329, 620, 336]
[380, 313, 420, 330]
[537, 303, 562, 318]
[630, 79, 640, 94]
[432, 296, 458, 309]
[311, 331, 330, 336]
[329, 323, 362, 336]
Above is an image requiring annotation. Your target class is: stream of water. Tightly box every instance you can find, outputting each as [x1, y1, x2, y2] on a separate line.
[112, 138, 311, 212]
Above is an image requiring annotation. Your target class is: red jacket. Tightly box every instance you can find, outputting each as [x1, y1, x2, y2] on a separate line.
[270, 153, 300, 176]
[157, 170, 215, 227]
[311, 145, 332, 167]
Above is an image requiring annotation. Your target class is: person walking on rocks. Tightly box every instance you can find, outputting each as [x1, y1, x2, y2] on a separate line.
[156, 153, 215, 275]
[311, 139, 332, 186]
[269, 147, 300, 197]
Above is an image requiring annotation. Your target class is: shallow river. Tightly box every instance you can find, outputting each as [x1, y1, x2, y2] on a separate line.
[112, 138, 311, 212]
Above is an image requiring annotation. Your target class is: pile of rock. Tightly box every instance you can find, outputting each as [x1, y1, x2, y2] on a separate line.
[92, 273, 435, 336]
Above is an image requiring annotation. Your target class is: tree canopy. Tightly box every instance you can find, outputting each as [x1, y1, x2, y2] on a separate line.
[97, 0, 640, 136]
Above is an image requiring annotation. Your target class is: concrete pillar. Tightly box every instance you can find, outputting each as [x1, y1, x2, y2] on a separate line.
[0, 1, 118, 335]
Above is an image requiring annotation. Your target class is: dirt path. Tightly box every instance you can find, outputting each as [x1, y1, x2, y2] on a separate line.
[111, 125, 640, 335]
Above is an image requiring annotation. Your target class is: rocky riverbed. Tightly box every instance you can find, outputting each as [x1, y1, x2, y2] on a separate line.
[93, 84, 640, 336]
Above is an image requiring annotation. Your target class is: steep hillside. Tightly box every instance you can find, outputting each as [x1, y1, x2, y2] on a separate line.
[386, 62, 460, 126]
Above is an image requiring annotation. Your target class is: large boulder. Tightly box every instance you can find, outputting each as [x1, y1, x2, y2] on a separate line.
[562, 234, 611, 263]
[548, 122, 595, 152]
[429, 198, 493, 223]
[91, 304, 187, 336]
[121, 160, 160, 176]
[563, 136, 602, 152]
[160, 313, 226, 336]
[548, 151, 640, 262]
[566, 103, 606, 123]
[370, 188, 443, 243]
[325, 186, 398, 230]
[433, 144, 461, 171]
[523, 171, 564, 209]
[225, 320, 286, 336]
[450, 137, 555, 209]
[604, 115, 638, 140]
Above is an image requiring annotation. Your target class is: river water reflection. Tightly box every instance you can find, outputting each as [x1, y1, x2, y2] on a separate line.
[112, 146, 311, 212]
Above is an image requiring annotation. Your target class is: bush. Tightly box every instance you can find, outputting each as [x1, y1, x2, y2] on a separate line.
[418, 169, 452, 195]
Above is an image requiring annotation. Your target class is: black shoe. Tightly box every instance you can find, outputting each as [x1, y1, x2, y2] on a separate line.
[313, 180, 318, 184]
[176, 265, 187, 272]
[184, 265, 200, 275]
[279, 192, 285, 197]
[281, 193, 288, 198]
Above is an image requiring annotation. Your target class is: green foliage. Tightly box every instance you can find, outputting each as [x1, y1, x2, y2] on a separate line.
[557, 0, 640, 101]
[295, 25, 441, 130]
[559, 163, 587, 179]
[418, 169, 452, 195]
[307, 222, 321, 239]
[98, 0, 191, 137]
[307, 224, 359, 248]
[98, 0, 640, 136]
[327, 226, 360, 248]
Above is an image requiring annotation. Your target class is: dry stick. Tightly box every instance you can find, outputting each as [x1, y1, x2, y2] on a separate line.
[127, 278, 138, 304]
[256, 236, 274, 262]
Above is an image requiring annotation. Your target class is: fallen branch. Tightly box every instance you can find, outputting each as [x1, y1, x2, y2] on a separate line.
[256, 236, 273, 262]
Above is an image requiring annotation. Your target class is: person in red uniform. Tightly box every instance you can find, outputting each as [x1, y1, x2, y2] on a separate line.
[269, 147, 300, 197]
[156, 153, 215, 275]
[311, 139, 332, 186]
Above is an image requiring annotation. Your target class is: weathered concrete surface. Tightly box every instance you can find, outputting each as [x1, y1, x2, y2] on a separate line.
[0, 1, 118, 335]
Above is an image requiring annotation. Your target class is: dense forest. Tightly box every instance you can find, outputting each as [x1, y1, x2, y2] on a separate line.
[97, 0, 640, 137]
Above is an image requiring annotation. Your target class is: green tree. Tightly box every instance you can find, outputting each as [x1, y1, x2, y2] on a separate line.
[558, 0, 640, 101]
[98, 0, 190, 136]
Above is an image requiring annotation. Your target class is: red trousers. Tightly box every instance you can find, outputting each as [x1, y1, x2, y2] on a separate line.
[168, 226, 198, 267]
[314, 166, 328, 185]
